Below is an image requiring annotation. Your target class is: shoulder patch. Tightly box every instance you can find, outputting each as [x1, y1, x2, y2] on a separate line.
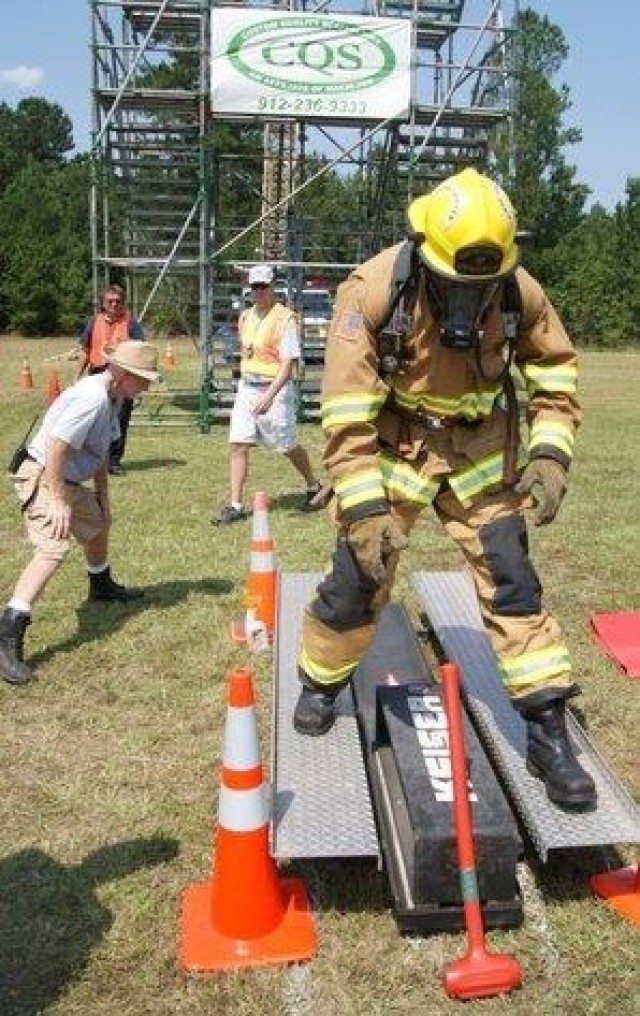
[333, 311, 363, 342]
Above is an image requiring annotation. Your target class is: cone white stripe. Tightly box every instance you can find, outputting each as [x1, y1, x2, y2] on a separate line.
[252, 512, 270, 539]
[250, 550, 275, 571]
[223, 707, 261, 769]
[218, 783, 269, 831]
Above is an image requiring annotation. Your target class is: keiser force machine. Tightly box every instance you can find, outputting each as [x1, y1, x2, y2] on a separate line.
[272, 573, 640, 933]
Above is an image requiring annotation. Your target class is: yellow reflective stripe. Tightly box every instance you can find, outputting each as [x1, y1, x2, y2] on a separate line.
[450, 447, 529, 504]
[322, 392, 386, 430]
[240, 358, 278, 377]
[529, 420, 575, 457]
[499, 643, 572, 691]
[391, 384, 499, 419]
[299, 648, 357, 686]
[379, 453, 439, 506]
[523, 362, 577, 395]
[334, 469, 386, 511]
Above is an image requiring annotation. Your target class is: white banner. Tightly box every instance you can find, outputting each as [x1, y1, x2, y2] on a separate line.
[211, 11, 411, 121]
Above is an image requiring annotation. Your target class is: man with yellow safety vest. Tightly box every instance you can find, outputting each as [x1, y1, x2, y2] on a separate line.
[212, 263, 323, 524]
[293, 168, 596, 812]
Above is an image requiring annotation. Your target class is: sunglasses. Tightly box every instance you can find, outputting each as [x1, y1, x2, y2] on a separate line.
[250, 282, 269, 290]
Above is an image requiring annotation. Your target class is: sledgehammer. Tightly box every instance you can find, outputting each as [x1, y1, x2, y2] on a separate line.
[440, 661, 523, 1000]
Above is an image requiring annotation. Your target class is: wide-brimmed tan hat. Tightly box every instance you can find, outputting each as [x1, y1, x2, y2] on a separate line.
[107, 341, 160, 381]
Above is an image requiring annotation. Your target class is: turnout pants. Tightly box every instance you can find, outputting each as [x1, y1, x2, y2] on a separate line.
[299, 484, 574, 703]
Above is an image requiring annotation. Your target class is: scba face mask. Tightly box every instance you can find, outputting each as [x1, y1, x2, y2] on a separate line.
[429, 276, 498, 351]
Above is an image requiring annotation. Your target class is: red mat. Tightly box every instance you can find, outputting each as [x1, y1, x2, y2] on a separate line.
[590, 612, 640, 678]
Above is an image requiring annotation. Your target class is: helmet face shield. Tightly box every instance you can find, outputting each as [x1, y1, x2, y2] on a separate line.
[454, 244, 504, 277]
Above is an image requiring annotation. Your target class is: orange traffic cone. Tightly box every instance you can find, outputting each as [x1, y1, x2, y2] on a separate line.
[45, 370, 62, 407]
[19, 357, 34, 392]
[179, 666, 317, 971]
[231, 491, 278, 645]
[163, 341, 176, 367]
[590, 865, 640, 925]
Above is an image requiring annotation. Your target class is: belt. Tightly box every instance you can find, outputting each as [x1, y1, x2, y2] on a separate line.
[242, 376, 271, 387]
[388, 398, 482, 431]
[395, 410, 481, 431]
[418, 414, 480, 430]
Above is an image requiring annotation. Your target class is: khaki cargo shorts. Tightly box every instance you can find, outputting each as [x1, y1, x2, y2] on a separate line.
[13, 458, 107, 562]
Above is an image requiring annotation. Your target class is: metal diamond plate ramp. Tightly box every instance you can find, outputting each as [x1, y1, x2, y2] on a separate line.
[271, 573, 379, 860]
[412, 570, 640, 861]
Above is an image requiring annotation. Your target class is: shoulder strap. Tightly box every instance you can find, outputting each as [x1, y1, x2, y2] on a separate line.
[500, 274, 522, 341]
[376, 239, 421, 334]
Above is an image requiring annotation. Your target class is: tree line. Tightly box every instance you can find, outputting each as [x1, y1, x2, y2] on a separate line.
[0, 8, 637, 347]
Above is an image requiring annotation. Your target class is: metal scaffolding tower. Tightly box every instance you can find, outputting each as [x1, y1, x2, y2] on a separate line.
[89, 0, 514, 427]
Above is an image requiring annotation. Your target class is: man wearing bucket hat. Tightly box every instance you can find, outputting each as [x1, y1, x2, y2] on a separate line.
[0, 341, 160, 687]
[293, 168, 596, 812]
[212, 262, 324, 524]
[77, 284, 145, 475]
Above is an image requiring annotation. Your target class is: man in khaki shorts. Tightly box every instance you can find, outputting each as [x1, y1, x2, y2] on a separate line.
[0, 340, 159, 686]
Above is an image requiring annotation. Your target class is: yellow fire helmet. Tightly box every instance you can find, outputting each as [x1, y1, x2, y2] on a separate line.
[407, 167, 519, 281]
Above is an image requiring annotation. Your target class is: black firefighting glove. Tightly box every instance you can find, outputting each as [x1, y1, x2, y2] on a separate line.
[515, 458, 567, 526]
[347, 514, 408, 584]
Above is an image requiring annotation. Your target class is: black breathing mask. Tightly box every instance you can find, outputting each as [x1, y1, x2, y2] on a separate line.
[429, 276, 498, 351]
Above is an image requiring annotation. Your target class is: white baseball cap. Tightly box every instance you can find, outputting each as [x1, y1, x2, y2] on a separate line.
[248, 264, 275, 286]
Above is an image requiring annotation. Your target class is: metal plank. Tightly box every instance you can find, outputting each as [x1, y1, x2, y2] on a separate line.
[412, 571, 640, 861]
[271, 573, 379, 860]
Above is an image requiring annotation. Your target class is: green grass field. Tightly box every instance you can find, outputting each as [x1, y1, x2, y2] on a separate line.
[1, 336, 638, 1015]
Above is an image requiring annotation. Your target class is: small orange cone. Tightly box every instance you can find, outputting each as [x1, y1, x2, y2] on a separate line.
[590, 865, 640, 925]
[45, 370, 62, 407]
[19, 358, 34, 392]
[179, 666, 317, 971]
[230, 491, 278, 645]
[163, 341, 176, 367]
[231, 592, 270, 652]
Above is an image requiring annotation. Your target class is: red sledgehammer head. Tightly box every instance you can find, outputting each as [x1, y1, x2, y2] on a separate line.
[443, 944, 523, 1000]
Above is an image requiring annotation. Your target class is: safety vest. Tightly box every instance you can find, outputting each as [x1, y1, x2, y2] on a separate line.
[88, 312, 133, 368]
[239, 303, 295, 380]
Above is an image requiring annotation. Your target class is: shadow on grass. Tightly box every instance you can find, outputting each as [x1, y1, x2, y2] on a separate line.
[29, 577, 233, 666]
[525, 843, 631, 905]
[267, 490, 321, 513]
[294, 858, 391, 917]
[112, 456, 187, 473]
[0, 835, 179, 1016]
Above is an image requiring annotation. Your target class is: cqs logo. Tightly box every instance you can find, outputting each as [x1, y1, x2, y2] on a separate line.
[227, 16, 396, 95]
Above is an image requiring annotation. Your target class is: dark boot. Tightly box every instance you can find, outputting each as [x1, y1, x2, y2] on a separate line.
[88, 567, 143, 603]
[293, 671, 344, 736]
[519, 690, 596, 810]
[0, 607, 34, 685]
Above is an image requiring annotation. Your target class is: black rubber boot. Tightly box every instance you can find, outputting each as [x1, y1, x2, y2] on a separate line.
[519, 691, 597, 811]
[88, 567, 143, 603]
[293, 672, 344, 736]
[0, 607, 34, 685]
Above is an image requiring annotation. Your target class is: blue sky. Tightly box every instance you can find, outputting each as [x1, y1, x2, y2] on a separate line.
[1, 1, 637, 210]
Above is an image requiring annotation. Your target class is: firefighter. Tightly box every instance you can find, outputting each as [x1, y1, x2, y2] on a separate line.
[293, 167, 596, 812]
